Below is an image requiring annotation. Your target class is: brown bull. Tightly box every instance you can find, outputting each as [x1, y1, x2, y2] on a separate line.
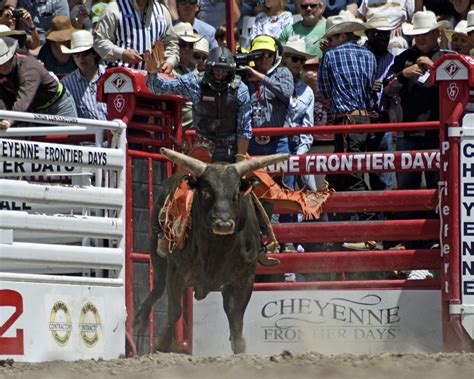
[134, 148, 289, 354]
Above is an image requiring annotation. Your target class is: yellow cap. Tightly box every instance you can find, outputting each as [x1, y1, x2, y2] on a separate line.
[250, 35, 277, 52]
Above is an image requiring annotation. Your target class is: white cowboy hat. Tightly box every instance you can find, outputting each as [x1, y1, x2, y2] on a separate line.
[319, 10, 366, 40]
[445, 20, 469, 41]
[193, 37, 209, 55]
[466, 10, 474, 33]
[401, 11, 449, 36]
[282, 36, 313, 60]
[0, 37, 17, 65]
[173, 22, 202, 43]
[364, 14, 402, 31]
[61, 30, 94, 54]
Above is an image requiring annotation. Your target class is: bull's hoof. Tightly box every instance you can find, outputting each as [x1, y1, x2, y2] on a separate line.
[231, 337, 246, 354]
[257, 251, 280, 266]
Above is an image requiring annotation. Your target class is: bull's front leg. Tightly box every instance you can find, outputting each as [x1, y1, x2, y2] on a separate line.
[222, 276, 254, 354]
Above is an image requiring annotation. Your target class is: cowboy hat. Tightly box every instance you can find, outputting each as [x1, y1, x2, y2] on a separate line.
[193, 37, 209, 55]
[401, 11, 449, 36]
[46, 16, 74, 42]
[61, 29, 93, 54]
[319, 10, 366, 40]
[364, 13, 402, 31]
[466, 10, 474, 33]
[445, 20, 469, 41]
[282, 36, 313, 60]
[173, 22, 202, 43]
[0, 37, 17, 65]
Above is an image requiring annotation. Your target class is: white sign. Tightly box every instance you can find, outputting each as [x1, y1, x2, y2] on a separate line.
[193, 290, 442, 356]
[104, 74, 134, 94]
[0, 282, 125, 362]
[436, 59, 468, 81]
[459, 113, 474, 338]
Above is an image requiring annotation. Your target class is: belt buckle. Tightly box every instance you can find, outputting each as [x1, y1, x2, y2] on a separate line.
[255, 136, 270, 145]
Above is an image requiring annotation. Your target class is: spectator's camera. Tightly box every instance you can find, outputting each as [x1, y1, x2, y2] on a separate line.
[233, 51, 264, 67]
[12, 8, 24, 19]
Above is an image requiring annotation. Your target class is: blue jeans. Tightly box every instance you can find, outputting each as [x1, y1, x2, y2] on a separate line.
[42, 88, 78, 118]
[368, 132, 393, 191]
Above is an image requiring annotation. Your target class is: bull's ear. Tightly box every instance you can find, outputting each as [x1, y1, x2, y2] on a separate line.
[240, 176, 259, 192]
[184, 175, 198, 189]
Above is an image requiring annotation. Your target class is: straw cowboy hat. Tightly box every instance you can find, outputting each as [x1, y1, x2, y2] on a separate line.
[466, 10, 474, 33]
[60, 29, 93, 54]
[173, 22, 202, 43]
[319, 10, 366, 40]
[193, 37, 209, 55]
[46, 16, 74, 43]
[0, 37, 17, 65]
[364, 13, 402, 31]
[0, 24, 26, 46]
[282, 36, 313, 60]
[401, 11, 449, 36]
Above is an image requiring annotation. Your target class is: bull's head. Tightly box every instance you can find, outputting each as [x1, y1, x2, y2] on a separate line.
[160, 148, 289, 235]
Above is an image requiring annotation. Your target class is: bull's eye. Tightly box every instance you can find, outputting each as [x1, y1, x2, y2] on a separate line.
[201, 188, 212, 201]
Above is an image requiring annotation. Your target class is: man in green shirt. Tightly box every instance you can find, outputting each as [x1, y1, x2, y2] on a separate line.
[279, 0, 326, 59]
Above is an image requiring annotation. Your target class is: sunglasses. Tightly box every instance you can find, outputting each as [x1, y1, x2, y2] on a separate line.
[73, 49, 93, 57]
[193, 53, 207, 61]
[255, 52, 274, 60]
[179, 40, 194, 49]
[287, 55, 306, 64]
[300, 3, 320, 10]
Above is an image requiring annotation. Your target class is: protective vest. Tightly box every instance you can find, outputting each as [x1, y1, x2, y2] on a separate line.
[193, 75, 241, 143]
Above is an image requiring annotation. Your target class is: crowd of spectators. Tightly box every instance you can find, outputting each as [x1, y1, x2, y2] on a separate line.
[0, 0, 473, 280]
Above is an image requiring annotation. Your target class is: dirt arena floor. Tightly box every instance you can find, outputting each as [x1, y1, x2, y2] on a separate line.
[2, 351, 474, 379]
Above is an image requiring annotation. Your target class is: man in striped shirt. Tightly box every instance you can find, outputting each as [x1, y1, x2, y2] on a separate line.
[317, 13, 376, 218]
[61, 30, 107, 120]
[93, 0, 179, 72]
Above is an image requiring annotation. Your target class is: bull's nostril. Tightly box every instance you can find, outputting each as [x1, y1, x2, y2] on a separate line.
[213, 220, 236, 235]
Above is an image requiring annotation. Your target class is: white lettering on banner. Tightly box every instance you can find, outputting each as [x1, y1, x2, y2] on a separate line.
[0, 141, 108, 166]
[193, 291, 442, 355]
[267, 152, 440, 174]
[460, 131, 474, 327]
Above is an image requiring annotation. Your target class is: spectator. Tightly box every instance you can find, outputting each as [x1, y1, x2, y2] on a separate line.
[0, 37, 77, 130]
[175, 0, 218, 50]
[249, 0, 293, 41]
[450, 0, 473, 26]
[93, 0, 179, 72]
[192, 35, 209, 72]
[385, 10, 450, 275]
[317, 12, 376, 221]
[196, 0, 241, 29]
[61, 30, 107, 120]
[0, 0, 40, 50]
[172, 22, 202, 129]
[145, 46, 252, 163]
[445, 19, 472, 55]
[358, 0, 415, 23]
[70, 0, 92, 30]
[282, 36, 314, 185]
[37, 16, 77, 78]
[18, 0, 69, 44]
[243, 35, 293, 159]
[279, 0, 327, 59]
[215, 25, 242, 51]
[323, 0, 358, 18]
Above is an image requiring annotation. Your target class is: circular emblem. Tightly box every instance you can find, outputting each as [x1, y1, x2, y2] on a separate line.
[79, 302, 102, 347]
[49, 301, 72, 346]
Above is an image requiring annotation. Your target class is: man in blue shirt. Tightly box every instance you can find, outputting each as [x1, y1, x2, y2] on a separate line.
[318, 13, 376, 216]
[145, 46, 252, 163]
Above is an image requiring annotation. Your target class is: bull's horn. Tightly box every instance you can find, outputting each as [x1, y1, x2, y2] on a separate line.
[233, 153, 290, 177]
[160, 148, 207, 177]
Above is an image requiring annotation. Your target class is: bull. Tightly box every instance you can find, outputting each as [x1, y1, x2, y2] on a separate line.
[134, 148, 288, 354]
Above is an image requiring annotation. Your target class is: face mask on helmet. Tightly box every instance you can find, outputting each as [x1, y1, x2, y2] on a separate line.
[204, 47, 236, 91]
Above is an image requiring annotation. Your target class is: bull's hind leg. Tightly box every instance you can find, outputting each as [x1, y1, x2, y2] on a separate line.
[222, 277, 254, 354]
[156, 266, 185, 353]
